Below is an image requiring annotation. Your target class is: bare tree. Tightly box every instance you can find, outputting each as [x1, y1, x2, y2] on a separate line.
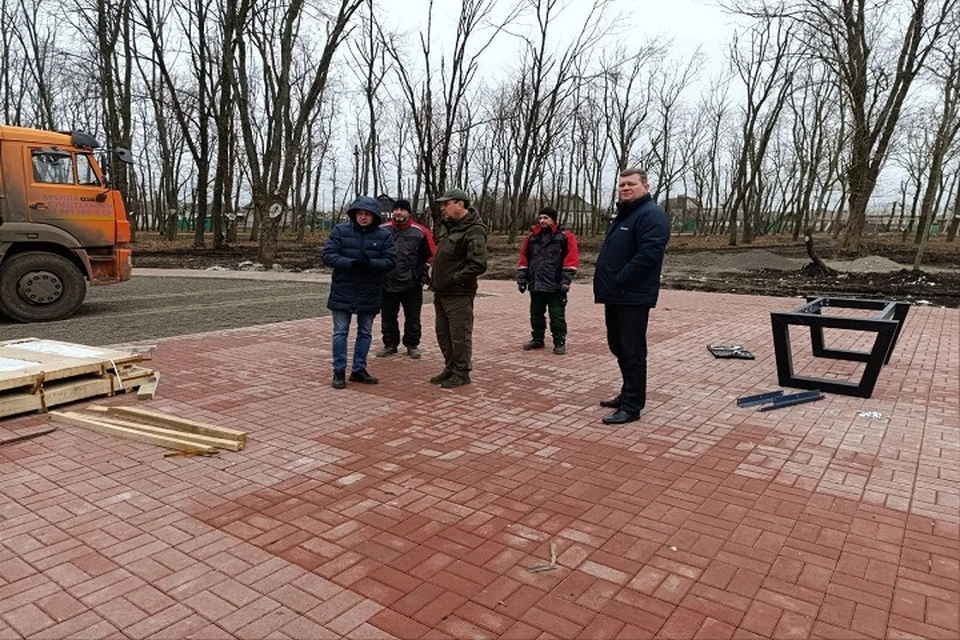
[643, 52, 701, 207]
[383, 0, 516, 227]
[501, 0, 609, 241]
[725, 15, 797, 245]
[349, 0, 390, 196]
[786, 62, 840, 240]
[14, 0, 58, 128]
[602, 45, 663, 203]
[234, 0, 363, 262]
[914, 24, 960, 267]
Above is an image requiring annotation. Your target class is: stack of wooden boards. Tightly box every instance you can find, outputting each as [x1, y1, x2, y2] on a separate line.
[50, 406, 246, 455]
[0, 338, 156, 419]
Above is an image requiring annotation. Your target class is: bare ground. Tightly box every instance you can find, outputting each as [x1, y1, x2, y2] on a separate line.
[130, 233, 960, 308]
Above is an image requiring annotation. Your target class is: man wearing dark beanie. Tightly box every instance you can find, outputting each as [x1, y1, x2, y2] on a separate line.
[517, 205, 580, 355]
[377, 198, 436, 359]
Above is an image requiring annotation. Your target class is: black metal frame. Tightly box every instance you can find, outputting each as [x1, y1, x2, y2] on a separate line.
[770, 297, 910, 398]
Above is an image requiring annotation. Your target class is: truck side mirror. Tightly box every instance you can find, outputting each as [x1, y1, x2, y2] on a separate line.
[114, 148, 134, 164]
[96, 191, 108, 203]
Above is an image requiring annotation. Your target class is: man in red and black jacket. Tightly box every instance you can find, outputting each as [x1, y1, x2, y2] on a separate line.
[517, 206, 580, 355]
[377, 198, 436, 359]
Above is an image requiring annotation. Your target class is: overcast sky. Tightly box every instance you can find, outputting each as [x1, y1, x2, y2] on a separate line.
[380, 0, 738, 76]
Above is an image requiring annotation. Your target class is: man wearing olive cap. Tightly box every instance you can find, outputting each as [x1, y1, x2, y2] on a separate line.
[428, 187, 488, 389]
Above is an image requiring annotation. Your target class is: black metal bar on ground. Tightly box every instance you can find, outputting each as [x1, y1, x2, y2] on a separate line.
[737, 390, 785, 407]
[757, 390, 825, 411]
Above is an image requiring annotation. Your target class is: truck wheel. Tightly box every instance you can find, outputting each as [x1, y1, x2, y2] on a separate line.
[0, 252, 87, 322]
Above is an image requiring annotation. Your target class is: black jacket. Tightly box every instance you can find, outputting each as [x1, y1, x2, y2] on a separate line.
[517, 225, 580, 293]
[381, 219, 435, 293]
[323, 196, 396, 313]
[593, 194, 670, 307]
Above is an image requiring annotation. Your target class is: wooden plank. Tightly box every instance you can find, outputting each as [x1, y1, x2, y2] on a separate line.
[40, 375, 148, 411]
[0, 356, 44, 393]
[49, 411, 215, 453]
[136, 373, 160, 400]
[0, 371, 42, 394]
[81, 413, 243, 451]
[0, 338, 142, 362]
[92, 406, 246, 444]
[0, 366, 154, 421]
[0, 339, 145, 389]
[0, 391, 44, 419]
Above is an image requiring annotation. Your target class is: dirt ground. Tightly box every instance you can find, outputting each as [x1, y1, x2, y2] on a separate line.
[131, 232, 960, 308]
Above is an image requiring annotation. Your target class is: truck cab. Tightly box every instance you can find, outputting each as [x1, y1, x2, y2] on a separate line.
[0, 126, 132, 322]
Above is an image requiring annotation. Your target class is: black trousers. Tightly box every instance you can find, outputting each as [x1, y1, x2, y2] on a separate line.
[604, 304, 650, 415]
[381, 287, 423, 348]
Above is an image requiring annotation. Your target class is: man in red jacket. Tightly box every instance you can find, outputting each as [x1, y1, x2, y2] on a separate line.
[517, 206, 580, 355]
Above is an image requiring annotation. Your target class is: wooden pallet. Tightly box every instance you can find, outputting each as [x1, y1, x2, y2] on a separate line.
[0, 338, 155, 419]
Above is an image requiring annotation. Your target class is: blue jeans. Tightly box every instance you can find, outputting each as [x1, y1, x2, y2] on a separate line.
[332, 311, 376, 373]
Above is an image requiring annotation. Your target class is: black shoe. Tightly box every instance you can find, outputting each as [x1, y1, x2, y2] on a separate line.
[602, 410, 640, 425]
[430, 370, 453, 384]
[599, 395, 622, 409]
[349, 369, 379, 384]
[440, 374, 471, 389]
[523, 340, 545, 350]
[553, 343, 566, 355]
[332, 370, 346, 389]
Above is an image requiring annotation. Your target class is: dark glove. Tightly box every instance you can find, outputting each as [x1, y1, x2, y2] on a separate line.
[560, 284, 570, 295]
[351, 254, 371, 270]
[518, 282, 527, 294]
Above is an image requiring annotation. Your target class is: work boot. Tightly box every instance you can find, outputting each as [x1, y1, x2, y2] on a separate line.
[376, 346, 398, 358]
[430, 369, 453, 384]
[553, 343, 566, 355]
[348, 369, 379, 384]
[406, 347, 422, 359]
[522, 340, 545, 351]
[440, 373, 471, 389]
[332, 370, 346, 389]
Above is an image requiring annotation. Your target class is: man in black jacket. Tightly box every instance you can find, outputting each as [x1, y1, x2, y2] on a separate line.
[377, 199, 436, 359]
[322, 196, 396, 389]
[593, 168, 670, 424]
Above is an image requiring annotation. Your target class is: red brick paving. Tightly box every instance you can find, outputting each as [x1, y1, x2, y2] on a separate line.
[1, 282, 958, 639]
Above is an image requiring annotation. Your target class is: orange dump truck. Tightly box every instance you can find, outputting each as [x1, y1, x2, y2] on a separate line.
[0, 125, 133, 322]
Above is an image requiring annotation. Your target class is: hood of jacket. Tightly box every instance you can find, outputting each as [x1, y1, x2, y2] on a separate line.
[347, 196, 384, 225]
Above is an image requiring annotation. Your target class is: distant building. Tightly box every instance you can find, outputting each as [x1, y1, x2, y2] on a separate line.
[664, 195, 702, 232]
[553, 193, 605, 230]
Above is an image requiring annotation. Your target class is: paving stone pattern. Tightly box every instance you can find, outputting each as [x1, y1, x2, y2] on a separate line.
[1, 281, 957, 639]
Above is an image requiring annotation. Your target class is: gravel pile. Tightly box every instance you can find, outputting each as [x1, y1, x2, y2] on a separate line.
[829, 256, 905, 273]
[670, 249, 802, 272]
